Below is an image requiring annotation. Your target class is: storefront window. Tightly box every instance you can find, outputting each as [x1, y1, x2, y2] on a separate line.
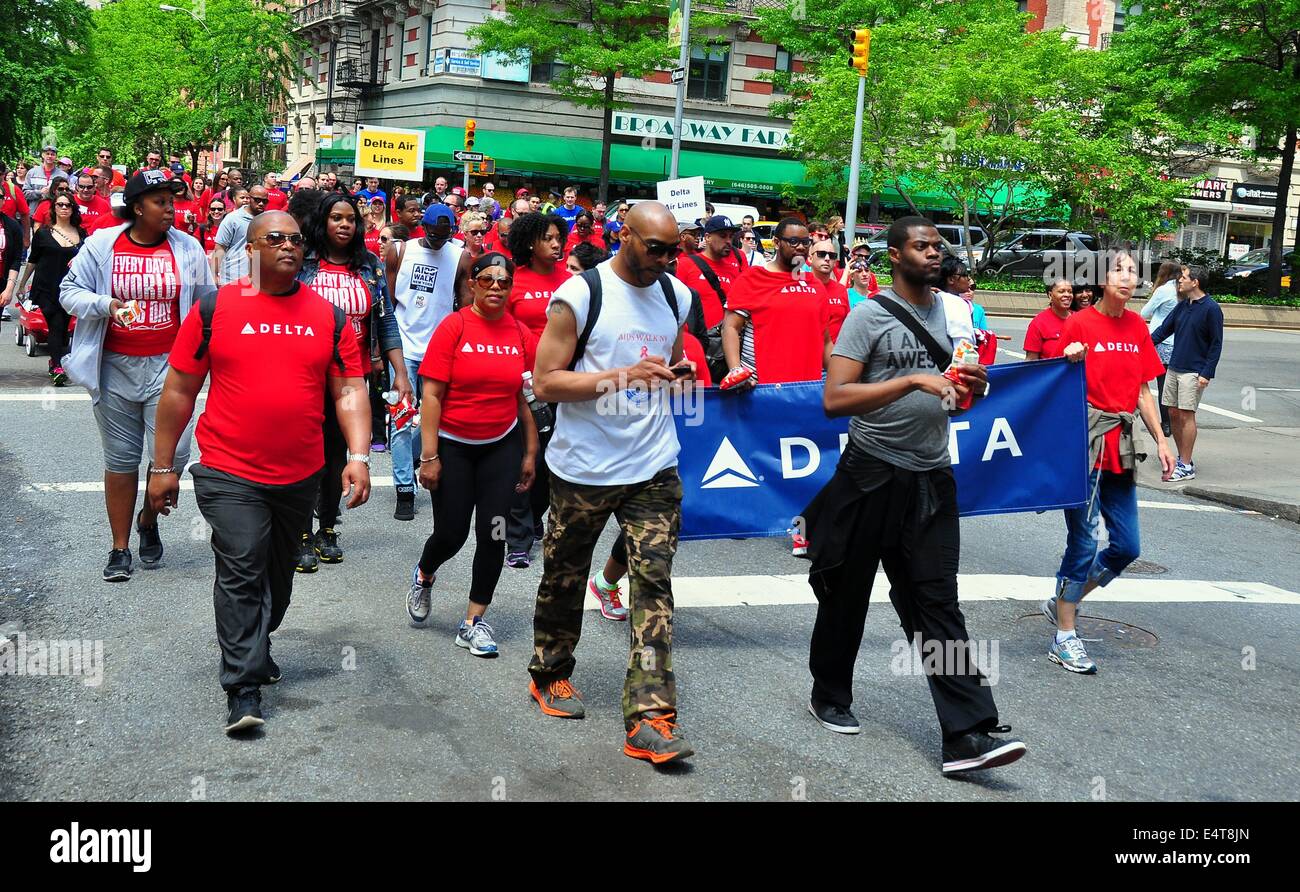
[1226, 218, 1272, 256]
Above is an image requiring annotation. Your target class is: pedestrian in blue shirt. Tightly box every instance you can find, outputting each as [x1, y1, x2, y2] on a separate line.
[356, 177, 387, 204]
[1151, 264, 1224, 481]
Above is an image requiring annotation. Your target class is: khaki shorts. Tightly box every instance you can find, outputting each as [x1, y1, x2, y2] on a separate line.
[1161, 369, 1204, 411]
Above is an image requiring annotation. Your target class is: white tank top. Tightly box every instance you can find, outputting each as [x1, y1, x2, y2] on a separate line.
[393, 238, 462, 361]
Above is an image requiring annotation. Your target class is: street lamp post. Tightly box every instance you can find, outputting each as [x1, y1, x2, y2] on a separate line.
[160, 4, 222, 169]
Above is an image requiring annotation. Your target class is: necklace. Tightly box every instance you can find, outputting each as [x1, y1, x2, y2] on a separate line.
[904, 294, 936, 325]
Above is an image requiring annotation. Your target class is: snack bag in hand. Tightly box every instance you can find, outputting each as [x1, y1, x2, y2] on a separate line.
[942, 339, 979, 410]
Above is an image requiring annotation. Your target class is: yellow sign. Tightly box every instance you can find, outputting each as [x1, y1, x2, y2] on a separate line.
[353, 124, 425, 181]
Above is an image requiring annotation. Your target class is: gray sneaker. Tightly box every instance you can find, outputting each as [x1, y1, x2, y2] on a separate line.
[407, 565, 433, 624]
[1041, 597, 1058, 626]
[1048, 634, 1098, 674]
[455, 618, 499, 657]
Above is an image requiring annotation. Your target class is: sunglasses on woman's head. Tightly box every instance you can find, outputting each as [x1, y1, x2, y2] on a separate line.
[475, 273, 512, 290]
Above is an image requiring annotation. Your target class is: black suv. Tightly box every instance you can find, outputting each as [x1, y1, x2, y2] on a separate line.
[984, 229, 1105, 281]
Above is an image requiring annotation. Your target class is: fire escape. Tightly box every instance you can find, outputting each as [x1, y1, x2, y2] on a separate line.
[326, 7, 385, 127]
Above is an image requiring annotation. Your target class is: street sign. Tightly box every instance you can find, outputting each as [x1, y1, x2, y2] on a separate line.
[671, 67, 685, 84]
[265, 125, 287, 145]
[453, 150, 485, 163]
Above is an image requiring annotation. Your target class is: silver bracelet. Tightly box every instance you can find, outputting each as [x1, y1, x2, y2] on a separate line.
[148, 466, 177, 475]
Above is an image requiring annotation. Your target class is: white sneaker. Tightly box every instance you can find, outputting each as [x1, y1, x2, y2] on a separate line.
[407, 565, 432, 624]
[588, 576, 628, 621]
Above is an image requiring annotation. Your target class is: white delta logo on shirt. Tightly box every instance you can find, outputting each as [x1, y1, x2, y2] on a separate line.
[1092, 341, 1140, 354]
[460, 342, 521, 355]
[240, 322, 318, 337]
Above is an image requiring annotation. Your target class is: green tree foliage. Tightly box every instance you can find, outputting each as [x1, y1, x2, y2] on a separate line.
[0, 0, 90, 161]
[757, 0, 1188, 264]
[49, 0, 301, 171]
[468, 1, 733, 202]
[1108, 0, 1300, 297]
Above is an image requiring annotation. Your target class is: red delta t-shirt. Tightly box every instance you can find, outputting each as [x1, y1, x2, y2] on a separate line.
[265, 190, 288, 212]
[675, 251, 746, 328]
[1, 181, 29, 220]
[509, 264, 572, 337]
[482, 222, 504, 255]
[34, 195, 111, 228]
[418, 307, 538, 443]
[728, 264, 829, 383]
[364, 229, 382, 257]
[1024, 307, 1070, 359]
[564, 229, 604, 256]
[681, 326, 712, 387]
[817, 277, 850, 342]
[169, 282, 365, 485]
[1060, 306, 1165, 473]
[312, 260, 374, 356]
[103, 233, 182, 356]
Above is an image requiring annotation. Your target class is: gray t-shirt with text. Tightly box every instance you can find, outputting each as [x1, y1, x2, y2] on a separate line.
[832, 290, 952, 471]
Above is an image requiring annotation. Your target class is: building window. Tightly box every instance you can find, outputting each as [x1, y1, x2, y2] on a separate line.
[530, 56, 570, 83]
[688, 45, 729, 102]
[1113, 3, 1142, 33]
[773, 46, 792, 94]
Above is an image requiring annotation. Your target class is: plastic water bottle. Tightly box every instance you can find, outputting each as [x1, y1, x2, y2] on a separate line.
[522, 372, 553, 434]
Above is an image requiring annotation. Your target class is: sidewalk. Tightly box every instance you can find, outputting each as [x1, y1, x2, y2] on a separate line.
[1135, 425, 1300, 523]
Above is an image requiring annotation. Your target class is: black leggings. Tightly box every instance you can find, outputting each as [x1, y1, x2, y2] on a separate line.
[305, 389, 349, 535]
[419, 426, 523, 606]
[34, 288, 71, 371]
[1155, 373, 1170, 428]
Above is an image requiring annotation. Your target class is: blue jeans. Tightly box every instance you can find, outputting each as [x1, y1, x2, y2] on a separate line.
[1056, 469, 1140, 603]
[389, 357, 423, 489]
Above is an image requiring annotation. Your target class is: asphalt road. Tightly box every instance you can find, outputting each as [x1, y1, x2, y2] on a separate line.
[0, 320, 1297, 802]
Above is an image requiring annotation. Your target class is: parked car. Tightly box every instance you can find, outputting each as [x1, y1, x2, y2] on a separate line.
[982, 228, 1142, 283]
[862, 222, 987, 264]
[13, 299, 76, 359]
[1223, 246, 1294, 288]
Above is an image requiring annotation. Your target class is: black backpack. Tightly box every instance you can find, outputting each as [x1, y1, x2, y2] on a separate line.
[193, 288, 347, 374]
[568, 268, 680, 370]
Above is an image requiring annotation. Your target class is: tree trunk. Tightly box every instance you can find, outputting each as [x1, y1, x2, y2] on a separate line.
[598, 70, 615, 204]
[1267, 122, 1296, 299]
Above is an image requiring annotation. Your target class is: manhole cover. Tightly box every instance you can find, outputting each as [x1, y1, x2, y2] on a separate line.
[1016, 612, 1159, 648]
[1124, 559, 1167, 575]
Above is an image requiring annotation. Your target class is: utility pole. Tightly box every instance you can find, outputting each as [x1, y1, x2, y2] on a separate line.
[669, 0, 691, 179]
[843, 29, 871, 242]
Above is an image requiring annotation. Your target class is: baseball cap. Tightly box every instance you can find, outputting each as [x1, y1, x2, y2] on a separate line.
[605, 221, 623, 234]
[123, 169, 185, 205]
[422, 204, 458, 228]
[450, 186, 468, 198]
[58, 156, 73, 166]
[369, 195, 386, 204]
[702, 215, 736, 234]
[514, 188, 530, 198]
[466, 196, 480, 207]
[677, 220, 701, 234]
[42, 144, 57, 152]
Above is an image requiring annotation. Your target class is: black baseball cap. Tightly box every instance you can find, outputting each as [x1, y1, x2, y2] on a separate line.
[123, 169, 185, 205]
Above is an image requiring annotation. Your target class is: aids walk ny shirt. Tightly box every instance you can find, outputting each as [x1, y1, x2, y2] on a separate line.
[169, 282, 365, 485]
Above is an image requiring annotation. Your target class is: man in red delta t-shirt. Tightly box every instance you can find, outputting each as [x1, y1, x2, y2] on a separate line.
[809, 236, 850, 342]
[1046, 252, 1174, 676]
[721, 217, 830, 388]
[674, 215, 746, 328]
[147, 211, 371, 736]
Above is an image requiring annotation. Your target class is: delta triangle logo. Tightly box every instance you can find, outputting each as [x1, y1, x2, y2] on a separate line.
[461, 342, 473, 353]
[241, 322, 256, 335]
[701, 436, 760, 489]
[1093, 342, 1106, 352]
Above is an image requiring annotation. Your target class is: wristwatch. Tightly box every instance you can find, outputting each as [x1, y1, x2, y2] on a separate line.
[346, 452, 371, 467]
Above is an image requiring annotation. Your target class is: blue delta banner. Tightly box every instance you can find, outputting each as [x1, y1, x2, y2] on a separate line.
[673, 358, 1089, 541]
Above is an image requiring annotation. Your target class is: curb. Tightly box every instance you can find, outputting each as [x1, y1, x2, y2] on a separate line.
[978, 290, 1300, 330]
[1183, 486, 1300, 524]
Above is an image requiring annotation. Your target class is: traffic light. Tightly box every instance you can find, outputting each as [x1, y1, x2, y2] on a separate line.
[851, 28, 871, 76]
[464, 119, 476, 151]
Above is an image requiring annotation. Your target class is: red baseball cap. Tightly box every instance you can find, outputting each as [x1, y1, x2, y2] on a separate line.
[451, 186, 468, 198]
[515, 187, 530, 198]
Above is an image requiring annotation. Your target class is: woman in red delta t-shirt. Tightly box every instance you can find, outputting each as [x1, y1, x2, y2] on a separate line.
[1024, 278, 1075, 360]
[296, 193, 414, 567]
[506, 211, 571, 339]
[197, 197, 227, 254]
[408, 253, 539, 656]
[563, 209, 603, 257]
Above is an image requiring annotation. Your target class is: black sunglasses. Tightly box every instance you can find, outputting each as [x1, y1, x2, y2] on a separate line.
[781, 236, 813, 248]
[256, 231, 304, 247]
[625, 224, 681, 259]
[812, 250, 836, 259]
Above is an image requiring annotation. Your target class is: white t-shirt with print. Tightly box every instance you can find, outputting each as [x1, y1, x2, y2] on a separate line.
[546, 261, 692, 486]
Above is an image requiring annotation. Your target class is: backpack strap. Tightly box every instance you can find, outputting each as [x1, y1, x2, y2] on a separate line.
[657, 273, 680, 323]
[686, 254, 727, 310]
[874, 293, 953, 369]
[194, 290, 218, 362]
[568, 268, 603, 371]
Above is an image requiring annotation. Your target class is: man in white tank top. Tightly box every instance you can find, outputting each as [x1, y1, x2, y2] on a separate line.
[526, 201, 697, 765]
[384, 204, 471, 520]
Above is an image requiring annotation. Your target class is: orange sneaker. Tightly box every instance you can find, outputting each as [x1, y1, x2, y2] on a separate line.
[624, 712, 694, 764]
[529, 678, 586, 719]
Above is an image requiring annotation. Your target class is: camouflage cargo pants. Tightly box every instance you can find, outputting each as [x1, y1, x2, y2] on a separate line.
[529, 467, 683, 728]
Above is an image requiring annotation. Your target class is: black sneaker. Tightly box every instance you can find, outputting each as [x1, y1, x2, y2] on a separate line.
[267, 656, 282, 685]
[942, 725, 1027, 775]
[314, 528, 343, 563]
[136, 512, 163, 567]
[808, 699, 861, 734]
[394, 487, 415, 522]
[295, 533, 319, 573]
[103, 548, 132, 582]
[224, 687, 264, 735]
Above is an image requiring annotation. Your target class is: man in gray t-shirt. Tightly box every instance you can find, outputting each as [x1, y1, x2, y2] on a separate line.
[834, 290, 952, 471]
[213, 186, 269, 284]
[803, 216, 1025, 778]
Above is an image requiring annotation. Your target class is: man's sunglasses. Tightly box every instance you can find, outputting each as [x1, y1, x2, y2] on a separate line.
[256, 231, 304, 247]
[76, 183, 95, 190]
[475, 274, 512, 291]
[812, 250, 836, 259]
[249, 196, 269, 205]
[781, 237, 813, 248]
[625, 225, 681, 259]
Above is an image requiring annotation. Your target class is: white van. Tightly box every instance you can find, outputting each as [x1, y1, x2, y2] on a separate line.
[605, 198, 760, 226]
